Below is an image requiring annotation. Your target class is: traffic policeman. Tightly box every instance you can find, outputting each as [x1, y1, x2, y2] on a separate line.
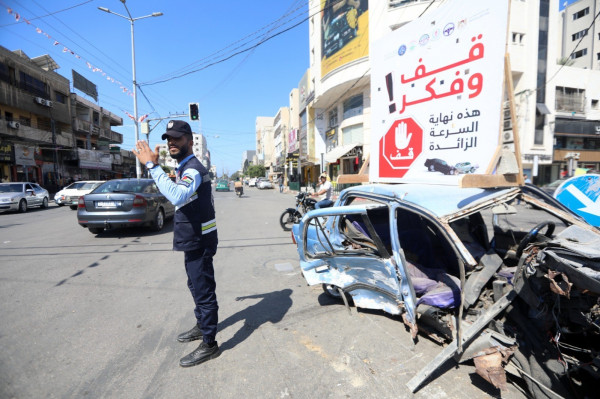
[133, 120, 220, 367]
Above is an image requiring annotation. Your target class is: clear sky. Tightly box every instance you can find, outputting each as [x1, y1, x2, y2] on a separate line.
[1, 0, 310, 175]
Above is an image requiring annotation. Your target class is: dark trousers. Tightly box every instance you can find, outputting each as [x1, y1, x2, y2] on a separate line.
[184, 246, 218, 344]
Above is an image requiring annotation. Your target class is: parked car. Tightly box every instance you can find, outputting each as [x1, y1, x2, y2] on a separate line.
[215, 179, 230, 192]
[425, 158, 458, 175]
[0, 182, 49, 213]
[454, 161, 479, 174]
[292, 183, 598, 398]
[540, 178, 565, 197]
[54, 180, 104, 210]
[77, 178, 175, 234]
[248, 177, 258, 187]
[256, 178, 273, 189]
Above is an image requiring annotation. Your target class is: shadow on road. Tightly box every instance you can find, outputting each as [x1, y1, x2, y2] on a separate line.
[219, 289, 293, 352]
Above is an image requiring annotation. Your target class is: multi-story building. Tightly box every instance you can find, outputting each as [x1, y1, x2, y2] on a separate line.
[69, 93, 124, 180]
[553, 0, 600, 178]
[0, 46, 73, 189]
[272, 107, 290, 180]
[0, 45, 129, 189]
[560, 0, 600, 70]
[255, 116, 274, 175]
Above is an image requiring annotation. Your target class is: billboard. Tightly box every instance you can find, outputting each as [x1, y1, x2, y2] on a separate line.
[370, 0, 509, 185]
[321, 0, 368, 77]
[72, 70, 98, 101]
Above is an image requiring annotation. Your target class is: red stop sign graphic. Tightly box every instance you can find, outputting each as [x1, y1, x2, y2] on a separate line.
[379, 118, 423, 178]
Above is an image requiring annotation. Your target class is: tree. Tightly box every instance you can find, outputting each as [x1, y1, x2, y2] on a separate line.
[247, 164, 266, 178]
[557, 57, 574, 66]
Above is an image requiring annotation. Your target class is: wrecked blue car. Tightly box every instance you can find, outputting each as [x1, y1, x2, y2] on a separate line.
[292, 183, 599, 398]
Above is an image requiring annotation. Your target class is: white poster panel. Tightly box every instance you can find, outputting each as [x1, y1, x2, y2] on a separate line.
[14, 144, 36, 166]
[370, 0, 509, 185]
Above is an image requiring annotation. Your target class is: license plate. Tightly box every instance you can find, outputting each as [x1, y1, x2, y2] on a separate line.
[96, 201, 121, 208]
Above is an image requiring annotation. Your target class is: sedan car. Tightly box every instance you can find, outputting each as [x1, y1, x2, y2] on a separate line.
[54, 180, 104, 210]
[77, 178, 175, 234]
[215, 179, 230, 191]
[248, 177, 258, 187]
[292, 183, 599, 398]
[424, 158, 458, 175]
[256, 178, 273, 189]
[454, 161, 479, 174]
[0, 182, 49, 213]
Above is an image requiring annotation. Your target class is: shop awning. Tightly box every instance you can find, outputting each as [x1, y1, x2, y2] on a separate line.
[536, 103, 551, 115]
[324, 144, 358, 163]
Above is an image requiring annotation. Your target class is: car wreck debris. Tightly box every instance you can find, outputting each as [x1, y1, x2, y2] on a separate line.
[292, 184, 600, 398]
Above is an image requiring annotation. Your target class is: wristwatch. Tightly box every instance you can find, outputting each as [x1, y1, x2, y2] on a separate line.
[145, 161, 157, 169]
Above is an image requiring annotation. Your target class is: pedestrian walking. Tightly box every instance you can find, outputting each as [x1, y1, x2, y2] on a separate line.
[133, 120, 220, 367]
[278, 175, 284, 193]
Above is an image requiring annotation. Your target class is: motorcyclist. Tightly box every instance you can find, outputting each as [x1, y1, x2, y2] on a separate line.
[312, 172, 334, 209]
[234, 178, 243, 196]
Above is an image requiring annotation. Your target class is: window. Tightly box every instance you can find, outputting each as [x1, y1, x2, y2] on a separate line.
[19, 117, 31, 127]
[555, 86, 585, 112]
[54, 91, 67, 104]
[342, 124, 363, 145]
[343, 94, 363, 119]
[571, 48, 588, 59]
[512, 32, 524, 44]
[328, 107, 338, 128]
[572, 29, 588, 41]
[19, 71, 47, 97]
[573, 7, 589, 20]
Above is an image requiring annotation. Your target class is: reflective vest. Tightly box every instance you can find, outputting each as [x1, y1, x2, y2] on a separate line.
[173, 157, 218, 251]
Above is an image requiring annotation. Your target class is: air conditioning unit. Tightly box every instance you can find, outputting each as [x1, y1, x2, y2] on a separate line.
[7, 121, 20, 129]
[34, 97, 53, 107]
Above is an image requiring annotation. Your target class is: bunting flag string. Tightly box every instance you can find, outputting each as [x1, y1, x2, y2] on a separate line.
[124, 111, 149, 123]
[6, 6, 134, 98]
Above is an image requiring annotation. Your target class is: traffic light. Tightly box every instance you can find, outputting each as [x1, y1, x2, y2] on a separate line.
[189, 103, 199, 121]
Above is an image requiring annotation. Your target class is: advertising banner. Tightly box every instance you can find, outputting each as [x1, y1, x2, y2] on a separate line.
[78, 148, 112, 170]
[321, 0, 368, 77]
[14, 144, 36, 166]
[370, 0, 509, 185]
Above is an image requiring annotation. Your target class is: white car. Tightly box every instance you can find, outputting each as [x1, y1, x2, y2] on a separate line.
[54, 181, 104, 210]
[0, 182, 49, 213]
[256, 178, 273, 189]
[248, 177, 258, 187]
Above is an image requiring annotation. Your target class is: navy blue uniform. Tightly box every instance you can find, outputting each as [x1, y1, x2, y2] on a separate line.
[149, 154, 218, 344]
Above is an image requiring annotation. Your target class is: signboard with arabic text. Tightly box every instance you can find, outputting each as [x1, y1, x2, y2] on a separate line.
[370, 0, 509, 185]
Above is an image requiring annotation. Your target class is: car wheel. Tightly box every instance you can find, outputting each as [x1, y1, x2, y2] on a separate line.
[428, 165, 435, 172]
[89, 227, 104, 234]
[69, 205, 78, 210]
[41, 197, 49, 208]
[18, 199, 27, 213]
[152, 208, 165, 232]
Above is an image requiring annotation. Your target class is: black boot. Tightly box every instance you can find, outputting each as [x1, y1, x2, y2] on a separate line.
[177, 325, 203, 343]
[179, 342, 221, 367]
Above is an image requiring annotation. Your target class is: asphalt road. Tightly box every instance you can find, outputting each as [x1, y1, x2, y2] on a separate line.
[0, 187, 526, 398]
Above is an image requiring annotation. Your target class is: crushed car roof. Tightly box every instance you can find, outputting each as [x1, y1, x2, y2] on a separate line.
[341, 184, 517, 218]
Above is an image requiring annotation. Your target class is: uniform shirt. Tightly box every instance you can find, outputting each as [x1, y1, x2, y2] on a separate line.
[149, 154, 200, 207]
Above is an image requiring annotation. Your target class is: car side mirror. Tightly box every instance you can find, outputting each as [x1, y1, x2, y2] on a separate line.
[26, 189, 34, 195]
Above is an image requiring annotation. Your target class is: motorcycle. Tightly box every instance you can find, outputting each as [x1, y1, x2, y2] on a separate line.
[235, 185, 243, 197]
[279, 192, 317, 231]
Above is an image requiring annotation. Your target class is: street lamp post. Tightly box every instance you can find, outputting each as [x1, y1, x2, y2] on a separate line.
[98, 1, 162, 178]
